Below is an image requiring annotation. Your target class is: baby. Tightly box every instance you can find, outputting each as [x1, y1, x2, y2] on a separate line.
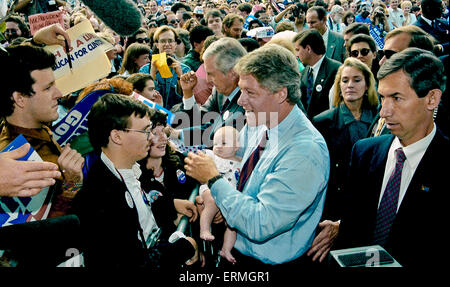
[199, 126, 241, 264]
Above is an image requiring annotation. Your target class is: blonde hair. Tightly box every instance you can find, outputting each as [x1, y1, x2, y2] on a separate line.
[332, 57, 379, 108]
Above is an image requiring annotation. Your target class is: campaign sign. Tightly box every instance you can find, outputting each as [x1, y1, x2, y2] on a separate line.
[52, 89, 112, 146]
[0, 135, 55, 227]
[28, 11, 65, 35]
[369, 24, 385, 50]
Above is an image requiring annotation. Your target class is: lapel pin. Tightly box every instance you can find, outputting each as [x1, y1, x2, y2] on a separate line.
[421, 185, 430, 192]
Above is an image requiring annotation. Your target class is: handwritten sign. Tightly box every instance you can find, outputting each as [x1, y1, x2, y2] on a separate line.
[28, 11, 65, 35]
[45, 20, 113, 96]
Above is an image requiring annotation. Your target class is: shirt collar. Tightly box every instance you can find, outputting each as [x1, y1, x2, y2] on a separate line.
[310, 55, 326, 80]
[390, 123, 436, 170]
[226, 86, 241, 102]
[421, 15, 433, 26]
[322, 28, 329, 46]
[101, 152, 142, 181]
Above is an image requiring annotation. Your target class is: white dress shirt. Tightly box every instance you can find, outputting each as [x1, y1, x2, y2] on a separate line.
[309, 55, 326, 84]
[101, 152, 159, 244]
[378, 124, 436, 211]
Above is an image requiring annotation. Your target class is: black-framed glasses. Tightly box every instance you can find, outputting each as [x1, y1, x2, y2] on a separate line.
[5, 29, 18, 35]
[378, 49, 397, 59]
[350, 48, 371, 57]
[124, 128, 152, 140]
[136, 37, 150, 43]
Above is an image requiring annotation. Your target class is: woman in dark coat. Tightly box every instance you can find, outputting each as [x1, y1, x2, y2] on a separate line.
[312, 57, 379, 221]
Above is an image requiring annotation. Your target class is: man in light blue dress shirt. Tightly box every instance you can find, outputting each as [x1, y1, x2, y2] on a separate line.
[185, 44, 330, 266]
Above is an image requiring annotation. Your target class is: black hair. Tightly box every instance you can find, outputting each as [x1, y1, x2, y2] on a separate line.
[238, 38, 260, 53]
[378, 48, 446, 98]
[1, 45, 55, 118]
[87, 93, 152, 150]
[293, 29, 326, 55]
[189, 25, 214, 47]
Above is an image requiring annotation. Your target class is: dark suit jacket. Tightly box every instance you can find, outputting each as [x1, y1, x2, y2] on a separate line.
[174, 87, 245, 148]
[415, 16, 449, 55]
[300, 57, 341, 119]
[73, 159, 149, 267]
[337, 129, 450, 266]
[312, 105, 376, 220]
[326, 30, 346, 63]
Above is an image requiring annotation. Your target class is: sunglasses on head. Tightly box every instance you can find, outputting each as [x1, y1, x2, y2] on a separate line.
[350, 48, 371, 57]
[378, 49, 397, 59]
[136, 38, 150, 43]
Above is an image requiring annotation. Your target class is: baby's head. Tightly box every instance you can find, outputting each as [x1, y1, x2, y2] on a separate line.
[212, 126, 240, 159]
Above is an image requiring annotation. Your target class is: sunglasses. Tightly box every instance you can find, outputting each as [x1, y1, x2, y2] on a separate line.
[350, 48, 371, 57]
[169, 19, 180, 24]
[378, 49, 397, 59]
[136, 38, 150, 43]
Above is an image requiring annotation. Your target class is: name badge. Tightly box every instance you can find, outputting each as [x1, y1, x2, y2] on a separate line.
[125, 191, 134, 209]
[223, 110, 230, 121]
[177, 169, 186, 184]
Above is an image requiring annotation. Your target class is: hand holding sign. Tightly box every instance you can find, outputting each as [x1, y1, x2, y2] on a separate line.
[58, 143, 84, 185]
[151, 52, 173, 78]
[0, 143, 60, 197]
[33, 23, 71, 52]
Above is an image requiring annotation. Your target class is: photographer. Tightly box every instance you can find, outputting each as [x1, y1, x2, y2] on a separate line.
[139, 25, 191, 110]
[355, 2, 372, 24]
[370, 5, 391, 37]
[273, 3, 308, 32]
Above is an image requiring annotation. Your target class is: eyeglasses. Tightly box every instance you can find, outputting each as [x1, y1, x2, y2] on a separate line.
[136, 37, 150, 43]
[350, 48, 371, 57]
[124, 128, 152, 140]
[5, 29, 18, 35]
[169, 19, 180, 24]
[378, 49, 397, 60]
[159, 39, 175, 44]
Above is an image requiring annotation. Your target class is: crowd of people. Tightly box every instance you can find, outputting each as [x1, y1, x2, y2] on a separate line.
[0, 0, 449, 270]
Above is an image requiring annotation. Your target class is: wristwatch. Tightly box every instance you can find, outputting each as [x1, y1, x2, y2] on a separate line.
[207, 175, 222, 189]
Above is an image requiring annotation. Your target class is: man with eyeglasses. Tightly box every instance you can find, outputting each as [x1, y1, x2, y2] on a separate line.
[139, 25, 191, 110]
[74, 93, 199, 267]
[3, 15, 30, 46]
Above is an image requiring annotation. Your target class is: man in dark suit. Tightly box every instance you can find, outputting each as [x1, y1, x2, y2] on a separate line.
[414, 0, 449, 56]
[170, 37, 247, 148]
[308, 48, 448, 266]
[306, 6, 346, 63]
[74, 94, 198, 267]
[294, 29, 341, 119]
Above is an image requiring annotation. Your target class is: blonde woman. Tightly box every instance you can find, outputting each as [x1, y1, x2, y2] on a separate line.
[401, 1, 417, 25]
[312, 58, 378, 220]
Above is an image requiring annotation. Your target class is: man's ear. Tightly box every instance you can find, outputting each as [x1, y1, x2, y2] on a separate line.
[12, 92, 26, 109]
[110, 129, 123, 145]
[276, 87, 288, 104]
[426, 89, 442, 111]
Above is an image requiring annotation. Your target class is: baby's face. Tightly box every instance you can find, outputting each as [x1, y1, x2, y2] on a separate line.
[213, 131, 239, 159]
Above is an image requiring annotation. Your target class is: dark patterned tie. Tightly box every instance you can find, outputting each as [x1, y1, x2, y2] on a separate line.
[306, 67, 314, 107]
[373, 148, 407, 246]
[220, 98, 230, 117]
[236, 131, 268, 192]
